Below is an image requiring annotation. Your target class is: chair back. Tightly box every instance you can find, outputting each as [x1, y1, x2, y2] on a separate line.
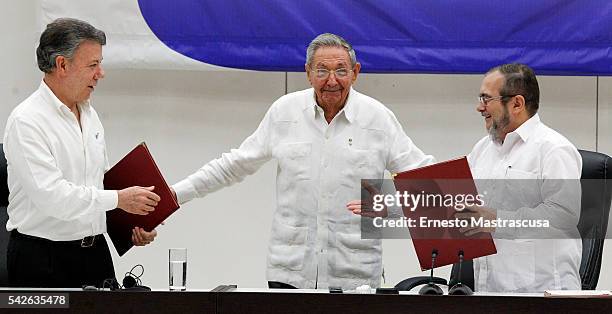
[0, 143, 9, 286]
[577, 150, 612, 289]
[0, 144, 7, 207]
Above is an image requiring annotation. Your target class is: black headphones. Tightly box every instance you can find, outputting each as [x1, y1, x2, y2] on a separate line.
[122, 264, 150, 291]
[96, 264, 150, 291]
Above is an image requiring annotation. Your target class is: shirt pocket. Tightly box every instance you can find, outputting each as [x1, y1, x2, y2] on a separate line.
[331, 231, 381, 279]
[493, 239, 536, 291]
[268, 221, 308, 271]
[505, 169, 541, 207]
[276, 142, 312, 181]
[340, 148, 379, 188]
[89, 134, 107, 172]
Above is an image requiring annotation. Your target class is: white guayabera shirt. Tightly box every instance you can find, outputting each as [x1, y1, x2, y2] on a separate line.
[3, 81, 118, 241]
[468, 113, 582, 292]
[174, 87, 434, 289]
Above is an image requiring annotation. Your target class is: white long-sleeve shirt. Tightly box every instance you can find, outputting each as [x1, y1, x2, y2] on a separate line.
[3, 81, 118, 241]
[468, 113, 582, 292]
[173, 88, 434, 289]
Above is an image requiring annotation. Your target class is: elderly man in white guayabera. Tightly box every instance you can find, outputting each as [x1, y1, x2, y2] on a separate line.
[172, 33, 434, 290]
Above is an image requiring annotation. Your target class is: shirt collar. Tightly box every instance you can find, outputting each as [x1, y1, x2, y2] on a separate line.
[39, 79, 91, 113]
[343, 88, 356, 123]
[306, 87, 356, 124]
[511, 113, 540, 143]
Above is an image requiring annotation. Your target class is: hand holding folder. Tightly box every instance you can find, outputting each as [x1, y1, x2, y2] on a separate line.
[393, 157, 497, 270]
[454, 204, 497, 236]
[104, 143, 180, 256]
[116, 185, 160, 215]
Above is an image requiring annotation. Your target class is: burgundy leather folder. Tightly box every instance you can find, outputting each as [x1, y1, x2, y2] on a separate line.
[393, 157, 496, 270]
[104, 143, 179, 256]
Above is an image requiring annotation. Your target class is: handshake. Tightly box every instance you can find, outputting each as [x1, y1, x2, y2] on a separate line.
[116, 185, 178, 215]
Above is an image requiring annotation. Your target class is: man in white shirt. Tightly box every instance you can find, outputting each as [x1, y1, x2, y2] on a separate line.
[456, 63, 582, 292]
[3, 18, 161, 288]
[172, 33, 434, 290]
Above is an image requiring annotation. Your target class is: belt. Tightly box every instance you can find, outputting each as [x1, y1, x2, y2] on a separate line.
[80, 235, 100, 248]
[11, 230, 104, 248]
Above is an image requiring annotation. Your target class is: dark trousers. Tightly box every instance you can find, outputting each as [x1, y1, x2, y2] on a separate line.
[7, 230, 116, 288]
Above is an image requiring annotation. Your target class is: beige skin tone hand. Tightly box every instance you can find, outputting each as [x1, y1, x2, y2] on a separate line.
[117, 186, 160, 215]
[454, 206, 497, 236]
[131, 227, 158, 246]
[346, 181, 388, 218]
[129, 187, 177, 246]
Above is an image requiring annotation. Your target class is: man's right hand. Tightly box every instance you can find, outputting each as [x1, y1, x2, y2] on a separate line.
[117, 186, 160, 215]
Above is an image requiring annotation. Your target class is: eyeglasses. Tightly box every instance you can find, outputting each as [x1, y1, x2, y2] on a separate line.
[478, 94, 519, 105]
[311, 68, 352, 79]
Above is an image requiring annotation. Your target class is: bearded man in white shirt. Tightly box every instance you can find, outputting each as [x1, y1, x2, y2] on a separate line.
[3, 18, 161, 288]
[172, 33, 434, 290]
[455, 63, 582, 292]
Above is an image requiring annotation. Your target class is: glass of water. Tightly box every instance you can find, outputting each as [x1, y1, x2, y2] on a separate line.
[169, 248, 187, 291]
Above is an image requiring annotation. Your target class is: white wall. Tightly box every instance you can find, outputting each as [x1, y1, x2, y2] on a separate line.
[2, 2, 611, 290]
[1, 2, 40, 125]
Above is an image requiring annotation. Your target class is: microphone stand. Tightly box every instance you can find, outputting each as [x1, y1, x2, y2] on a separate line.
[448, 250, 473, 295]
[418, 249, 443, 295]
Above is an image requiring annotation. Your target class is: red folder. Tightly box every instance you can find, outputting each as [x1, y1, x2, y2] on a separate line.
[104, 143, 179, 256]
[393, 157, 496, 270]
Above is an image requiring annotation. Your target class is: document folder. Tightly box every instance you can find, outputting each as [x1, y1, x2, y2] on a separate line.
[104, 143, 179, 256]
[394, 157, 496, 270]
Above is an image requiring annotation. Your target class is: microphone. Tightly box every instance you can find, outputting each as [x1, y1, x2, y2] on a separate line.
[448, 250, 473, 295]
[418, 249, 443, 295]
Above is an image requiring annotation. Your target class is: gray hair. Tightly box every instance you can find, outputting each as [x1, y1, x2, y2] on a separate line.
[36, 18, 106, 73]
[306, 33, 357, 67]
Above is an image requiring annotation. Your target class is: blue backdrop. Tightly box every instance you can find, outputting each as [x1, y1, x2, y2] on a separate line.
[139, 0, 612, 75]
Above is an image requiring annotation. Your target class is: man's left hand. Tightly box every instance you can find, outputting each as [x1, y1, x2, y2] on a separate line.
[132, 227, 157, 246]
[346, 199, 388, 218]
[346, 180, 388, 218]
[454, 206, 496, 236]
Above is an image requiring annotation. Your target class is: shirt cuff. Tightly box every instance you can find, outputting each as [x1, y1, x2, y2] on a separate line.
[99, 189, 119, 211]
[172, 179, 198, 205]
